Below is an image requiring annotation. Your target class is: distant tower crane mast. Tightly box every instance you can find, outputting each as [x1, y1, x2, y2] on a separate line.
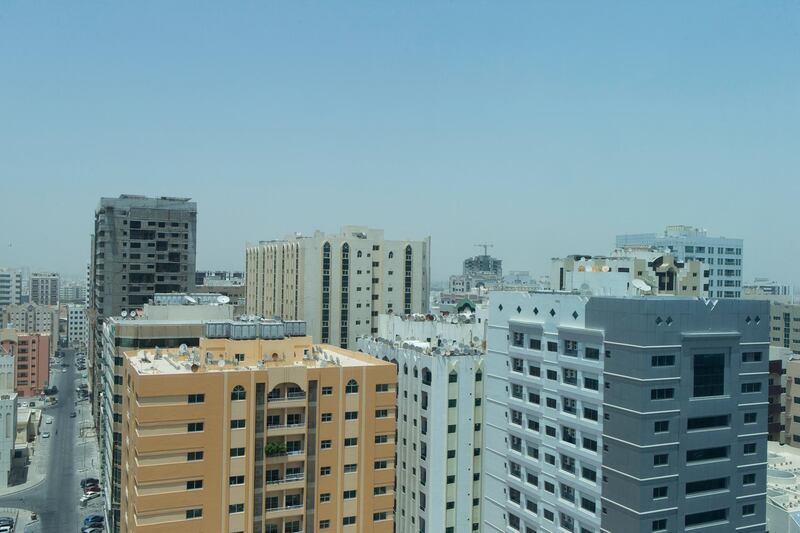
[475, 243, 493, 256]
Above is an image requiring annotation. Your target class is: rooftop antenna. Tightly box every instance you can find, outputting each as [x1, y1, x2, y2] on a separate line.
[474, 243, 493, 256]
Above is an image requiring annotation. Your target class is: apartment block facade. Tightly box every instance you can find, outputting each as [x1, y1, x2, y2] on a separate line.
[616, 225, 743, 298]
[29, 272, 59, 305]
[245, 226, 430, 349]
[0, 329, 50, 396]
[89, 195, 197, 429]
[66, 304, 88, 350]
[483, 292, 769, 533]
[2, 303, 59, 356]
[358, 335, 484, 533]
[770, 302, 800, 352]
[0, 269, 22, 315]
[119, 320, 396, 533]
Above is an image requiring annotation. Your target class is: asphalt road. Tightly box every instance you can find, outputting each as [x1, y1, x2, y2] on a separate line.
[0, 348, 96, 532]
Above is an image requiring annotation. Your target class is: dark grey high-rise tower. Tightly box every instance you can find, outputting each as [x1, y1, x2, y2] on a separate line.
[88, 194, 196, 532]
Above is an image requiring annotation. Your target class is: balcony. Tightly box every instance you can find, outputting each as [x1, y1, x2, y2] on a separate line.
[264, 503, 304, 519]
[266, 473, 305, 491]
[267, 392, 307, 405]
[266, 422, 307, 437]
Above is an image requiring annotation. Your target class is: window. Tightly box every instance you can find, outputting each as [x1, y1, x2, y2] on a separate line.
[231, 385, 246, 401]
[321, 413, 332, 422]
[320, 519, 330, 529]
[376, 383, 390, 392]
[187, 451, 203, 461]
[742, 352, 762, 363]
[651, 388, 674, 400]
[743, 473, 756, 485]
[654, 420, 669, 433]
[186, 479, 203, 490]
[528, 365, 541, 377]
[229, 475, 244, 485]
[547, 341, 558, 352]
[188, 422, 204, 432]
[653, 454, 668, 466]
[741, 382, 761, 393]
[320, 493, 331, 502]
[744, 412, 757, 424]
[686, 446, 728, 462]
[321, 439, 332, 450]
[583, 437, 597, 452]
[375, 434, 388, 444]
[345, 411, 358, 420]
[230, 447, 245, 457]
[230, 419, 245, 429]
[228, 503, 244, 514]
[585, 347, 600, 360]
[652, 355, 675, 367]
[582, 467, 596, 482]
[375, 409, 389, 418]
[743, 443, 756, 455]
[652, 486, 667, 499]
[512, 332, 524, 347]
[529, 338, 541, 350]
[584, 377, 599, 391]
[343, 489, 356, 499]
[374, 460, 389, 469]
[373, 511, 388, 521]
[686, 477, 728, 494]
[186, 508, 202, 519]
[345, 379, 359, 394]
[344, 464, 357, 473]
[188, 394, 205, 403]
[320, 466, 331, 476]
[581, 497, 596, 513]
[344, 437, 358, 447]
[449, 372, 458, 383]
[583, 406, 598, 421]
[693, 353, 725, 397]
[564, 340, 578, 355]
[321, 386, 333, 395]
[687, 414, 729, 430]
[547, 369, 558, 381]
[652, 519, 667, 532]
[342, 516, 356, 526]
[742, 504, 755, 516]
[685, 509, 727, 528]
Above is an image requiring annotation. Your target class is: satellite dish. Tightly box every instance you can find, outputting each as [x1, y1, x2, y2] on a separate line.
[121, 310, 128, 318]
[601, 265, 610, 272]
[631, 279, 652, 292]
[217, 295, 231, 305]
[178, 344, 188, 355]
[218, 359, 226, 368]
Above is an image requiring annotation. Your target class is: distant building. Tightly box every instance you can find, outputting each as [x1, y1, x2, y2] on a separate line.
[769, 347, 793, 443]
[483, 292, 769, 533]
[59, 281, 87, 304]
[462, 253, 503, 288]
[1, 303, 59, 357]
[0, 269, 22, 315]
[743, 278, 795, 304]
[118, 320, 396, 533]
[0, 346, 17, 488]
[246, 226, 431, 348]
[616, 224, 743, 298]
[764, 441, 800, 533]
[29, 272, 59, 305]
[771, 303, 800, 352]
[66, 304, 88, 351]
[99, 295, 234, 532]
[0, 330, 50, 396]
[195, 270, 244, 286]
[358, 310, 488, 533]
[551, 248, 709, 296]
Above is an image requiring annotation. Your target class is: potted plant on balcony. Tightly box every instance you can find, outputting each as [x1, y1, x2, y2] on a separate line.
[265, 441, 288, 457]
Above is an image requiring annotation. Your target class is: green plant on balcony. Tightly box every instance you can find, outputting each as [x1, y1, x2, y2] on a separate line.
[265, 441, 288, 457]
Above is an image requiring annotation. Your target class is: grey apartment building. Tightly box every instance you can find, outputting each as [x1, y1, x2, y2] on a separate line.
[483, 292, 769, 533]
[88, 195, 196, 439]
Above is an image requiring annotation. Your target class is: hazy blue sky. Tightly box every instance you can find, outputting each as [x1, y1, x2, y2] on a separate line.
[1, 2, 798, 283]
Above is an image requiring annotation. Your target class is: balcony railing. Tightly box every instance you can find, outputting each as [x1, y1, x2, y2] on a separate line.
[268, 392, 307, 402]
[265, 503, 304, 513]
[266, 473, 305, 485]
[267, 422, 305, 430]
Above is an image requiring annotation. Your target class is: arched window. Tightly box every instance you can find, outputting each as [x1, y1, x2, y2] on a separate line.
[345, 379, 359, 394]
[422, 368, 432, 386]
[476, 370, 483, 382]
[231, 385, 246, 401]
[403, 364, 408, 375]
[413, 367, 418, 378]
[448, 371, 458, 383]
[388, 251, 394, 259]
[357, 250, 362, 258]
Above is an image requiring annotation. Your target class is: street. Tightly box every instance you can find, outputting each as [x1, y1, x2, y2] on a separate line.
[0, 348, 100, 532]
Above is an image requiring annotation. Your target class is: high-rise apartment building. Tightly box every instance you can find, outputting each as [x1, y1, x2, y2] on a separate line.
[118, 319, 396, 533]
[0, 269, 22, 315]
[0, 329, 50, 396]
[66, 304, 88, 350]
[616, 225, 743, 298]
[358, 326, 485, 533]
[483, 292, 769, 533]
[89, 195, 197, 426]
[99, 296, 234, 532]
[29, 272, 59, 305]
[1, 303, 59, 356]
[770, 302, 800, 352]
[245, 226, 430, 348]
[59, 280, 87, 304]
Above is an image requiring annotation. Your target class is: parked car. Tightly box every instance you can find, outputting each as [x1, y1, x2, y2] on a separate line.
[0, 517, 13, 527]
[81, 477, 99, 488]
[80, 492, 101, 505]
[70, 411, 77, 418]
[83, 514, 103, 527]
[84, 484, 100, 494]
[0, 525, 12, 533]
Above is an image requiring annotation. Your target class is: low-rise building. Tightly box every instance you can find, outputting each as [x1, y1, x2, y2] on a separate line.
[66, 304, 88, 351]
[29, 272, 59, 306]
[0, 330, 49, 397]
[771, 303, 800, 353]
[119, 320, 396, 533]
[744, 279, 796, 305]
[765, 441, 800, 533]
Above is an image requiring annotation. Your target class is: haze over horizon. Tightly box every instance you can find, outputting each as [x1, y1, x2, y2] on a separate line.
[1, 2, 798, 283]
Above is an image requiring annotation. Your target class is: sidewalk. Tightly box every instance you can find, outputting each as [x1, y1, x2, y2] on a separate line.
[0, 432, 50, 499]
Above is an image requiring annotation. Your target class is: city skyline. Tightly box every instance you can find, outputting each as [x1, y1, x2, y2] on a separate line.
[1, 2, 798, 282]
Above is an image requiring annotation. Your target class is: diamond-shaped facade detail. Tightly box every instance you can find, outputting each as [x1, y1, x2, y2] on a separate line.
[655, 317, 663, 325]
[533, 307, 539, 315]
[516, 306, 522, 314]
[572, 311, 579, 319]
[498, 304, 503, 311]
[549, 309, 556, 317]
[665, 316, 673, 326]
[754, 316, 761, 324]
[745, 316, 752, 324]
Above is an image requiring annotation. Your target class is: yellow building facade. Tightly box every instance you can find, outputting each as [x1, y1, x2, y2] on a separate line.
[119, 331, 396, 533]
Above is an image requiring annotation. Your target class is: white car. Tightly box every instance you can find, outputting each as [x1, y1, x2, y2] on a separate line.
[41, 432, 50, 439]
[45, 417, 53, 424]
[80, 491, 101, 505]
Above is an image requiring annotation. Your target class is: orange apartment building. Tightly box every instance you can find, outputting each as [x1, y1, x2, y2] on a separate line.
[0, 329, 50, 396]
[119, 320, 397, 533]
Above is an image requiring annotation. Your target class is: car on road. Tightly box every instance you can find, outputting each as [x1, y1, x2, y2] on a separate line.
[83, 514, 104, 527]
[41, 432, 50, 438]
[0, 517, 13, 527]
[71, 411, 77, 418]
[45, 417, 53, 424]
[81, 477, 99, 488]
[61, 368, 67, 373]
[0, 525, 12, 533]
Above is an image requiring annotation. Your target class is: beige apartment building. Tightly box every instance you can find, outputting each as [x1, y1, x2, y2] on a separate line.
[245, 226, 431, 349]
[1, 303, 59, 357]
[119, 320, 397, 533]
[770, 302, 800, 352]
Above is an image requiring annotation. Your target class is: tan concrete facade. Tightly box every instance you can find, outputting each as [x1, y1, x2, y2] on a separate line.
[119, 336, 396, 533]
[2, 303, 59, 357]
[0, 330, 49, 397]
[770, 302, 800, 352]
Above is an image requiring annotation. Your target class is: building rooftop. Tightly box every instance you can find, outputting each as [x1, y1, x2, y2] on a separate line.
[767, 442, 800, 513]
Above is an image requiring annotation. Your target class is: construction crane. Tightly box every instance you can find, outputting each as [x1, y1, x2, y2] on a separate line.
[474, 243, 493, 256]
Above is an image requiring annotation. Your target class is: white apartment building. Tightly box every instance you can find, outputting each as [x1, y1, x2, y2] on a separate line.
[0, 269, 22, 315]
[1, 303, 58, 356]
[0, 347, 17, 488]
[484, 292, 769, 533]
[66, 304, 88, 351]
[616, 225, 743, 298]
[246, 226, 431, 349]
[358, 333, 485, 533]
